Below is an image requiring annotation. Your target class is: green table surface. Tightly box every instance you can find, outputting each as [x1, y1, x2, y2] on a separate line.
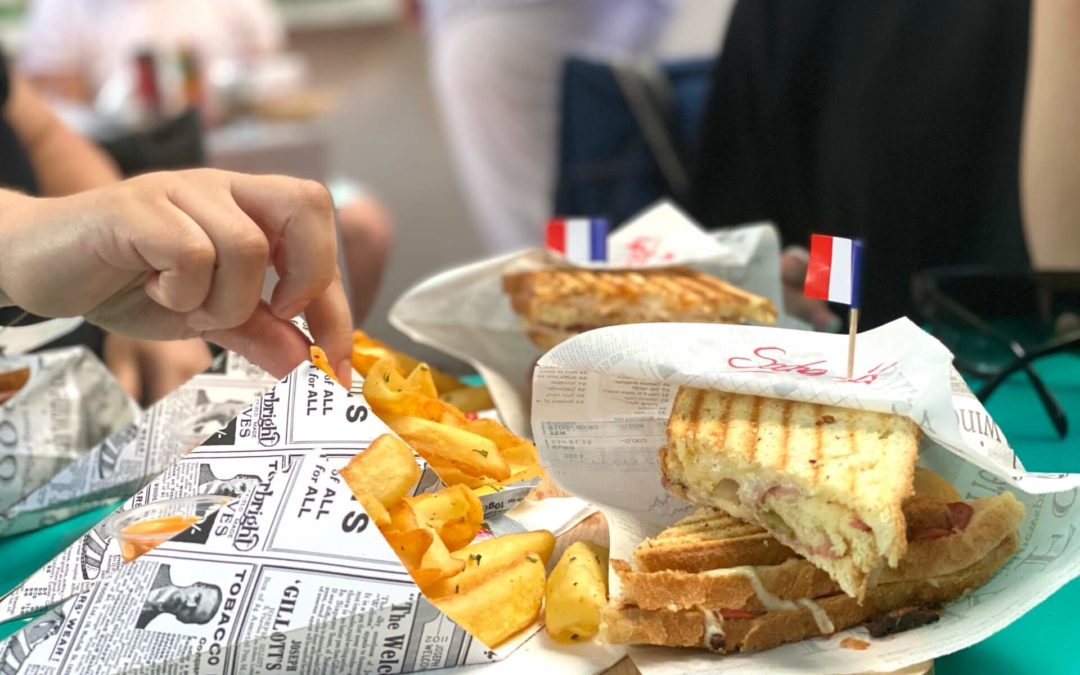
[1, 357, 1078, 673]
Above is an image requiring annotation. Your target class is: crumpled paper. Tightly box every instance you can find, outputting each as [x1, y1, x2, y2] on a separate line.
[391, 201, 788, 436]
[531, 318, 1079, 674]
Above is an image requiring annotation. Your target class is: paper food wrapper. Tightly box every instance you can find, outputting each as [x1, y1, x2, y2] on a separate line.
[0, 317, 84, 356]
[531, 318, 1080, 675]
[0, 361, 611, 675]
[0, 347, 138, 533]
[390, 201, 788, 437]
[0, 344, 276, 537]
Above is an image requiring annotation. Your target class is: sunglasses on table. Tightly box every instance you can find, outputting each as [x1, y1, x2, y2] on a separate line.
[912, 267, 1080, 439]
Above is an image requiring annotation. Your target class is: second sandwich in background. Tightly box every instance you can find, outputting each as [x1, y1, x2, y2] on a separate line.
[503, 266, 777, 351]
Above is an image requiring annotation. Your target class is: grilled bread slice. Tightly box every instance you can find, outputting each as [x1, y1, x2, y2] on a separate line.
[616, 492, 1024, 613]
[502, 266, 777, 349]
[664, 388, 920, 599]
[643, 467, 958, 576]
[634, 507, 798, 573]
[602, 532, 1017, 654]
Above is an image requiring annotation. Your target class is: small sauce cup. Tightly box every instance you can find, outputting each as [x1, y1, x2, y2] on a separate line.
[104, 495, 230, 562]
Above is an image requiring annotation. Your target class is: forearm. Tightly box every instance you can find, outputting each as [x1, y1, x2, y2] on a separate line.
[0, 188, 44, 307]
[5, 75, 120, 195]
[29, 120, 119, 194]
[1021, 0, 1080, 269]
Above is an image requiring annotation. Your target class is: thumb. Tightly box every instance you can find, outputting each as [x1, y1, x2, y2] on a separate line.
[202, 303, 311, 380]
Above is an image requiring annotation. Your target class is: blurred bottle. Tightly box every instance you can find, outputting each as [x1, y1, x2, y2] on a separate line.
[179, 46, 203, 111]
[134, 48, 162, 124]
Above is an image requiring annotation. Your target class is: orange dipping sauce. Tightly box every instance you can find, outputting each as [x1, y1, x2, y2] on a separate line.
[119, 514, 201, 562]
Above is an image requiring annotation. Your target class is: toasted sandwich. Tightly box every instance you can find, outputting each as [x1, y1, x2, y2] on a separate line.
[502, 266, 777, 351]
[663, 388, 921, 599]
[602, 474, 1024, 654]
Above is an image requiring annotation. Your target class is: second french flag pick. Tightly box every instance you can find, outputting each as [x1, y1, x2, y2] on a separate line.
[546, 217, 609, 263]
[804, 234, 865, 379]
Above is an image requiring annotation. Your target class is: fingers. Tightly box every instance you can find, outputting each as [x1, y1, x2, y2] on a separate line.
[202, 302, 313, 380]
[228, 174, 338, 320]
[301, 271, 353, 389]
[137, 208, 216, 314]
[780, 246, 810, 287]
[166, 185, 269, 331]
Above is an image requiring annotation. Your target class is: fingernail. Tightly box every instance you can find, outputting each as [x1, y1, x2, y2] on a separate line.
[274, 300, 304, 321]
[187, 311, 214, 332]
[337, 359, 353, 390]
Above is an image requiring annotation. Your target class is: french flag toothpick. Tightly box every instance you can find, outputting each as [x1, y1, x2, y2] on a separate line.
[546, 217, 609, 263]
[804, 234, 865, 379]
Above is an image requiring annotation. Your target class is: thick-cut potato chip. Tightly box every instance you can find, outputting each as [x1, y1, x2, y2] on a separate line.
[0, 367, 30, 396]
[357, 352, 544, 494]
[404, 364, 439, 399]
[426, 463, 500, 490]
[352, 331, 465, 393]
[387, 501, 419, 533]
[383, 528, 432, 570]
[439, 386, 495, 414]
[309, 346, 341, 385]
[340, 435, 422, 508]
[414, 527, 467, 587]
[462, 418, 520, 450]
[363, 359, 447, 424]
[360, 495, 391, 528]
[407, 485, 483, 550]
[434, 555, 546, 648]
[384, 525, 466, 588]
[392, 417, 510, 481]
[426, 530, 556, 598]
[461, 419, 544, 484]
[340, 435, 420, 528]
[544, 541, 609, 642]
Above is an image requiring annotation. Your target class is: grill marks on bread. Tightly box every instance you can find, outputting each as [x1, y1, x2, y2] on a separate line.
[502, 266, 778, 334]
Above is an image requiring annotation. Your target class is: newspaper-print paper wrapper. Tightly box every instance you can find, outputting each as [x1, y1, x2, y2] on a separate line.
[0, 347, 138, 533]
[0, 317, 84, 356]
[390, 201, 788, 437]
[531, 318, 1080, 675]
[0, 348, 276, 537]
[0, 362, 611, 675]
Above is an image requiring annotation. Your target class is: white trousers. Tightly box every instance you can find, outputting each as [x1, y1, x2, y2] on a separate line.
[428, 0, 675, 254]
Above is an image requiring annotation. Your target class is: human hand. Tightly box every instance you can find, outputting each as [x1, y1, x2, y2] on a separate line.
[0, 170, 352, 384]
[781, 246, 842, 332]
[104, 334, 213, 405]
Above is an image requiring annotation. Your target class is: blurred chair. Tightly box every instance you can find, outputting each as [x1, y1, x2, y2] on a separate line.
[554, 57, 714, 226]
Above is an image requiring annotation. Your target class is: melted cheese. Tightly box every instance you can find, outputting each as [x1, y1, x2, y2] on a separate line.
[701, 609, 725, 651]
[700, 565, 836, 635]
[797, 598, 835, 635]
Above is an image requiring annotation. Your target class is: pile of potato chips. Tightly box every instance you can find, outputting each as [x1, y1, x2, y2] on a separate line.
[327, 336, 609, 648]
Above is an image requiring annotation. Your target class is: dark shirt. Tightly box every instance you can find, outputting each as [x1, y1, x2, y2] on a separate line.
[0, 52, 38, 195]
[0, 53, 103, 354]
[689, 0, 1031, 327]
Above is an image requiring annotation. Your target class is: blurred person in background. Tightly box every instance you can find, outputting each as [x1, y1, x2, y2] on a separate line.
[0, 55, 355, 398]
[17, 0, 393, 333]
[18, 0, 283, 110]
[0, 53, 213, 404]
[688, 0, 1080, 330]
[416, 0, 679, 254]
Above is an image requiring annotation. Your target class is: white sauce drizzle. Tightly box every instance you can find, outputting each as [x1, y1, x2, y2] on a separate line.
[699, 566, 835, 635]
[701, 609, 725, 650]
[797, 598, 835, 635]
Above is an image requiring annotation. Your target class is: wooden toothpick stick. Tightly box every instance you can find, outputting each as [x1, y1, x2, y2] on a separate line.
[846, 308, 859, 379]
